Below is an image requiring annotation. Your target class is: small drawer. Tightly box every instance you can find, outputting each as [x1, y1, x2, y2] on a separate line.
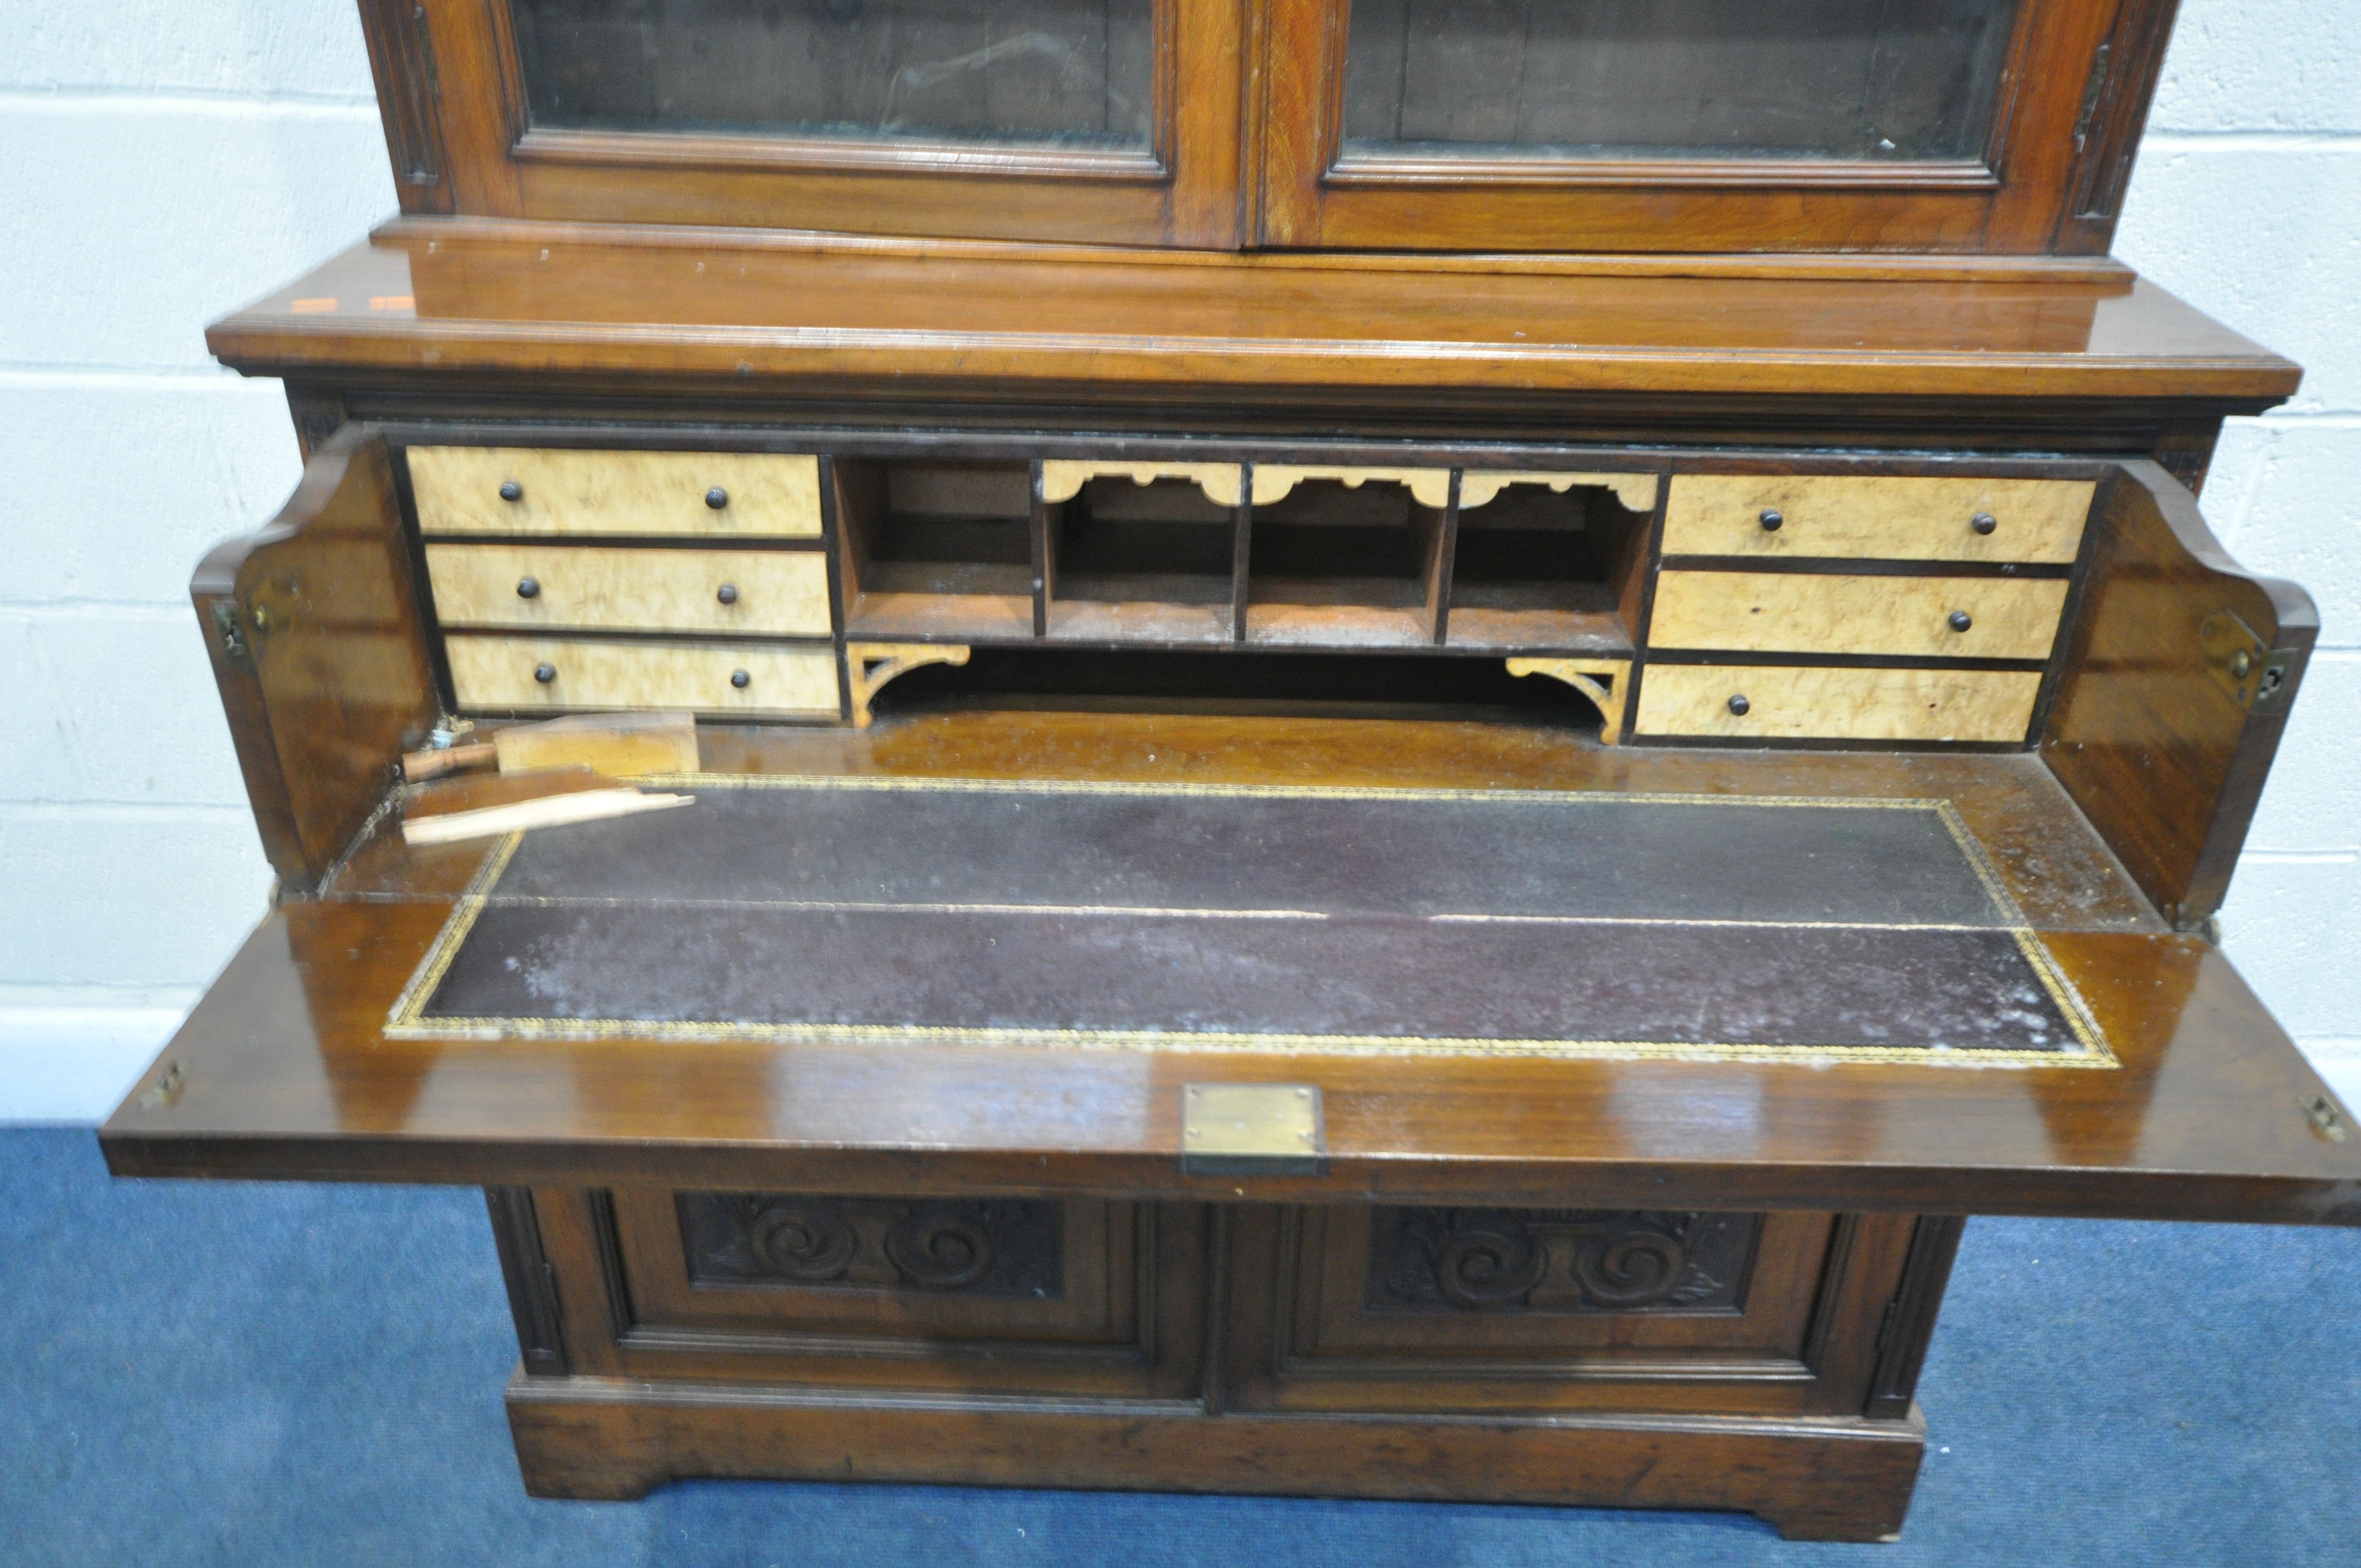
[445, 635, 841, 717]
[1663, 475, 2093, 563]
[408, 447, 822, 538]
[1635, 663, 2043, 743]
[426, 543, 832, 636]
[1649, 570, 2069, 660]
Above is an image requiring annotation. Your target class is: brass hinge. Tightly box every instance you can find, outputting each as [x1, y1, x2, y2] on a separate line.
[2304, 1093, 2351, 1145]
[2200, 611, 2293, 710]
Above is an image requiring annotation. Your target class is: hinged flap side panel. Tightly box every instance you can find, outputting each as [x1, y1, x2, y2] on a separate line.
[192, 427, 440, 891]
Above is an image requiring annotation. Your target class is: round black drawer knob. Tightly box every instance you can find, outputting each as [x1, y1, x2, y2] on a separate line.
[499, 480, 523, 503]
[730, 668, 751, 689]
[1949, 610, 1973, 633]
[515, 576, 540, 600]
[533, 662, 557, 684]
[1727, 694, 1751, 716]
[1758, 509, 1784, 532]
[705, 486, 730, 510]
[715, 582, 739, 606]
[1971, 512, 1998, 536]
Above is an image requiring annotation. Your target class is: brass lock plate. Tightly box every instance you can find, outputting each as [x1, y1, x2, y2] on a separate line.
[1181, 1084, 1325, 1177]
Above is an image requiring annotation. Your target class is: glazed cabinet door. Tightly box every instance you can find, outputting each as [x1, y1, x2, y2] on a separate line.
[370, 0, 1247, 246]
[1254, 0, 2173, 253]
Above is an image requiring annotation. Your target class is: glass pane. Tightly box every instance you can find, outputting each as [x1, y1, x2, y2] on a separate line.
[1343, 0, 2020, 162]
[510, 0, 1155, 148]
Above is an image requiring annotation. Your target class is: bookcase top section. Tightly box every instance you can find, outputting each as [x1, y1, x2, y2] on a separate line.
[207, 222, 2300, 408]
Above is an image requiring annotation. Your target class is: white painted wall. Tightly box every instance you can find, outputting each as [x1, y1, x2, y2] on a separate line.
[0, 1, 2353, 1119]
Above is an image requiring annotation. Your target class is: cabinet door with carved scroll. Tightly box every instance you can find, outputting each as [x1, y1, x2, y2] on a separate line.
[532, 1188, 1207, 1398]
[1223, 1205, 1914, 1417]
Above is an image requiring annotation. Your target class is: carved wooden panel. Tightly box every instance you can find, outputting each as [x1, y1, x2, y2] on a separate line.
[547, 1189, 1208, 1400]
[1223, 1205, 1910, 1417]
[1366, 1208, 1759, 1315]
[678, 1193, 1063, 1297]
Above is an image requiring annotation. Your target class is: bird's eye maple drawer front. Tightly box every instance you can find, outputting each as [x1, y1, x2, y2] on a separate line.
[559, 1190, 1209, 1398]
[442, 635, 841, 716]
[1648, 571, 2070, 661]
[1634, 664, 2043, 743]
[1661, 475, 2093, 563]
[406, 447, 823, 538]
[1222, 1206, 1897, 1417]
[425, 543, 833, 637]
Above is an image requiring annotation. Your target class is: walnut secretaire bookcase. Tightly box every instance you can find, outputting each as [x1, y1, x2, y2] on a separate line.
[100, 0, 2360, 1544]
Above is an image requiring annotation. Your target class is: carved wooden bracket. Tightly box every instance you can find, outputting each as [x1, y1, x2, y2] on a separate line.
[1459, 470, 1659, 513]
[1505, 656, 1632, 744]
[847, 641, 971, 727]
[1037, 461, 1660, 514]
[1040, 460, 1252, 507]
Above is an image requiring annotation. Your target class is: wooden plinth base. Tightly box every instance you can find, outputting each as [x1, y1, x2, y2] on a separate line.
[505, 1371, 1927, 1543]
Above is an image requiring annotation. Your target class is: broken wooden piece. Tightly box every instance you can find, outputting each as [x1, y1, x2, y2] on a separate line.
[401, 766, 695, 846]
[401, 710, 700, 782]
[401, 741, 496, 781]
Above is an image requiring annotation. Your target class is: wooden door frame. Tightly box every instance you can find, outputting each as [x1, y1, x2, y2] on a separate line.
[364, 0, 1250, 247]
[1252, 0, 2174, 255]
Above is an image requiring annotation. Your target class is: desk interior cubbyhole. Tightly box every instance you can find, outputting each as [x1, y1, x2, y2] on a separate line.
[838, 459, 1036, 640]
[1447, 480, 1649, 652]
[1047, 475, 1237, 644]
[1245, 477, 1443, 647]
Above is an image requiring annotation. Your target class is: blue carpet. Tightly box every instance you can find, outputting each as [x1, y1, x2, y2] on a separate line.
[3, 1126, 2355, 1567]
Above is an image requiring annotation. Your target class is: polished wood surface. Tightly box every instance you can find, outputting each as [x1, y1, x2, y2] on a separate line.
[1255, 0, 2158, 256]
[373, 0, 1247, 248]
[2041, 461, 2318, 927]
[98, 709, 2361, 1223]
[203, 225, 2299, 406]
[493, 1192, 1931, 1539]
[361, 0, 2174, 262]
[504, 1370, 1928, 1539]
[190, 427, 439, 891]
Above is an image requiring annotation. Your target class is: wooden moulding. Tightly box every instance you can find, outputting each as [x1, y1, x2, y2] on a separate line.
[502, 1373, 1926, 1542]
[1505, 657, 1632, 743]
[1040, 461, 1251, 508]
[847, 642, 972, 727]
[1033, 462, 1661, 512]
[1252, 465, 1451, 508]
[1460, 471, 1660, 514]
